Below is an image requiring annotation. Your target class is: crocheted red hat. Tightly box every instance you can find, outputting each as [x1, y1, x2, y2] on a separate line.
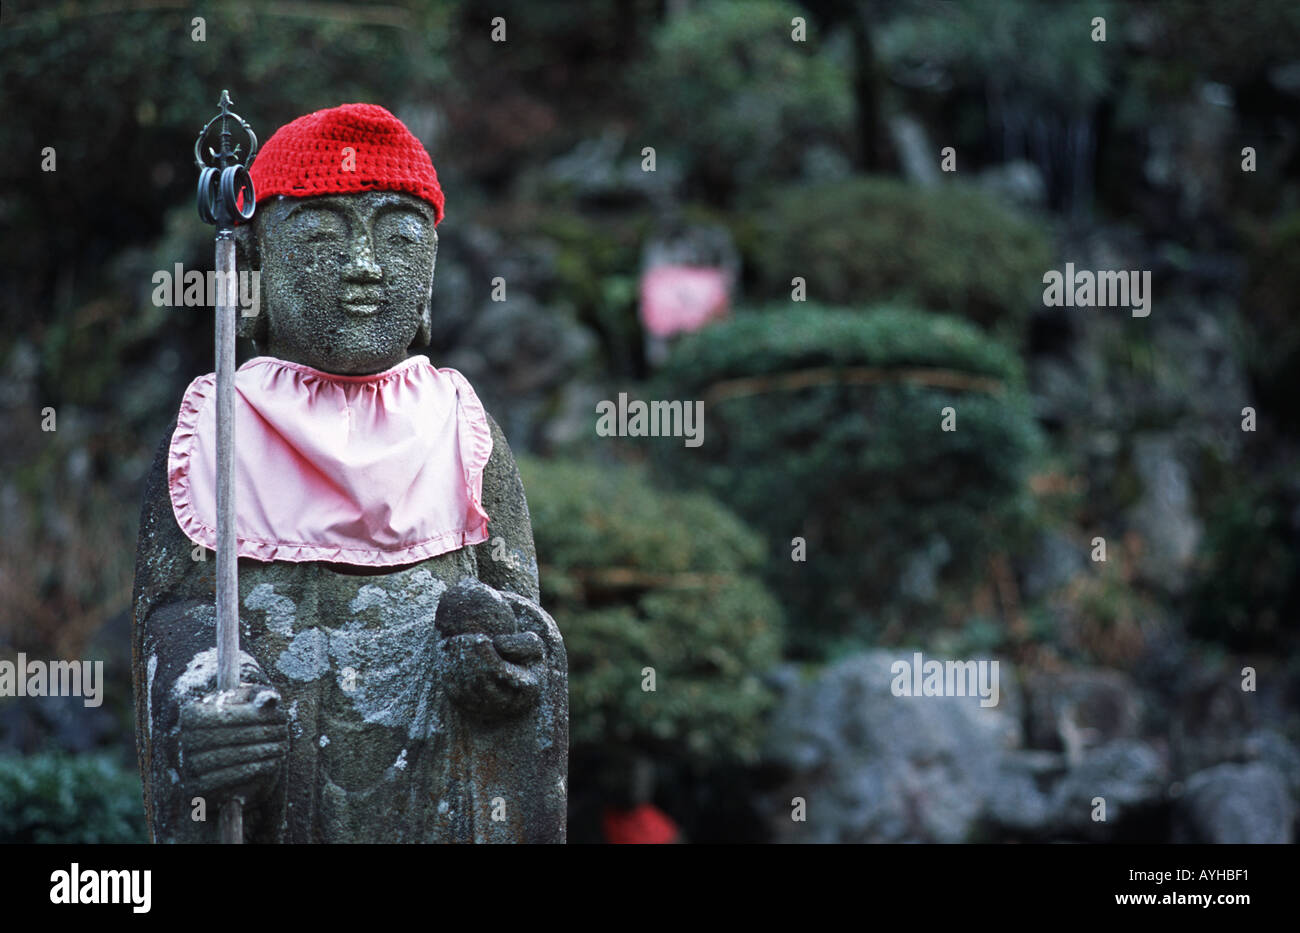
[249, 103, 445, 224]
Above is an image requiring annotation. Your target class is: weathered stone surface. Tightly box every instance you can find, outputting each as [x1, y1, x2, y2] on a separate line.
[133, 410, 567, 843]
[131, 189, 567, 843]
[984, 740, 1171, 841]
[1128, 434, 1202, 594]
[1048, 739, 1168, 839]
[763, 651, 1020, 843]
[763, 653, 1185, 843]
[1023, 668, 1142, 761]
[1242, 730, 1300, 803]
[1177, 762, 1294, 843]
[985, 750, 1065, 835]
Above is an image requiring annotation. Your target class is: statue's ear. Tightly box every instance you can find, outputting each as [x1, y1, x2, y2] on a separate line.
[232, 220, 260, 271]
[234, 221, 268, 345]
[414, 229, 437, 348]
[415, 291, 432, 348]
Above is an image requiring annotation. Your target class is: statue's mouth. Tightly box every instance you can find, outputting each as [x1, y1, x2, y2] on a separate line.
[341, 294, 383, 317]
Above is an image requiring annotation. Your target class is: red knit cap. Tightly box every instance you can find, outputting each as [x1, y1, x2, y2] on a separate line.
[249, 103, 445, 224]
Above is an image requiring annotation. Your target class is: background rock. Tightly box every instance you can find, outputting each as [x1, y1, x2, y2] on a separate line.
[1048, 739, 1168, 840]
[1176, 762, 1294, 843]
[764, 651, 1020, 843]
[1024, 668, 1143, 760]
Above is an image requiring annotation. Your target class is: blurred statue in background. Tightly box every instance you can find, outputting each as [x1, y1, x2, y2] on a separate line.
[131, 104, 567, 843]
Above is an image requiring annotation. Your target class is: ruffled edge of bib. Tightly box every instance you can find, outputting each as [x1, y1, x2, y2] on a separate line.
[442, 366, 493, 536]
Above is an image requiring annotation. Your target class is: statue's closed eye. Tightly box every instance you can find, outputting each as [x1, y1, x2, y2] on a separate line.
[376, 213, 426, 247]
[293, 208, 347, 241]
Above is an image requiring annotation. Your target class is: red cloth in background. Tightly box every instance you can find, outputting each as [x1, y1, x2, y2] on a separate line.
[639, 264, 730, 338]
[602, 803, 681, 844]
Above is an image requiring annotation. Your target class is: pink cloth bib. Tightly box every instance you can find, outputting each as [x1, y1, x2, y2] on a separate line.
[168, 355, 492, 566]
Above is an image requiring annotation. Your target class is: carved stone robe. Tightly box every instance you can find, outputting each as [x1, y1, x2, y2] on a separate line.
[132, 409, 566, 843]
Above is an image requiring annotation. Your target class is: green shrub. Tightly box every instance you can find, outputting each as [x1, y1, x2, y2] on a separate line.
[635, 0, 853, 200]
[0, 751, 147, 844]
[519, 457, 783, 762]
[877, 0, 1117, 115]
[1189, 467, 1300, 653]
[515, 206, 653, 378]
[1241, 209, 1300, 435]
[740, 177, 1052, 334]
[651, 305, 1045, 657]
[1140, 0, 1300, 87]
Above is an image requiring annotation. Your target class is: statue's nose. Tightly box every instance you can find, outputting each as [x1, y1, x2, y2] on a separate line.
[342, 235, 383, 282]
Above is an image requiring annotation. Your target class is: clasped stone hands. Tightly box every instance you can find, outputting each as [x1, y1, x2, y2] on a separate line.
[435, 579, 548, 721]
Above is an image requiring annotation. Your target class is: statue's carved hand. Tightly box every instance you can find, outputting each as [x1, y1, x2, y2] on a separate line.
[436, 580, 548, 721]
[180, 684, 288, 805]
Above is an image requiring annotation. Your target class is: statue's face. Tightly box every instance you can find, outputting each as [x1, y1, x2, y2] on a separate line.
[252, 191, 437, 375]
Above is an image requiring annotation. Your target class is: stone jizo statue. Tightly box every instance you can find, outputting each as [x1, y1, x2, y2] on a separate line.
[131, 103, 567, 843]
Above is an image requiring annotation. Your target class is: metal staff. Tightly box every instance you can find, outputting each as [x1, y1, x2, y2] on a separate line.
[194, 90, 258, 844]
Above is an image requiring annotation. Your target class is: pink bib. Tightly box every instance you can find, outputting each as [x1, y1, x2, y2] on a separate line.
[168, 355, 492, 566]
